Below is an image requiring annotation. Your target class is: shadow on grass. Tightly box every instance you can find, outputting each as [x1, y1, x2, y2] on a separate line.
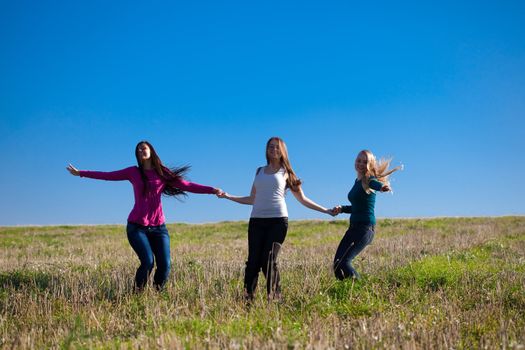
[0, 270, 55, 291]
[0, 269, 134, 303]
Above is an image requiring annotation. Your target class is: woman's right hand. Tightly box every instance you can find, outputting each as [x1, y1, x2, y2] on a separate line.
[326, 208, 337, 217]
[216, 191, 229, 199]
[332, 206, 342, 215]
[66, 164, 80, 176]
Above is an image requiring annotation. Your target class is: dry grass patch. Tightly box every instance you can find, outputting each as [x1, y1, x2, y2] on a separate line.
[1, 217, 524, 349]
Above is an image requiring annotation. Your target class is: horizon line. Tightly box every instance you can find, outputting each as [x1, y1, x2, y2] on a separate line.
[1, 215, 524, 228]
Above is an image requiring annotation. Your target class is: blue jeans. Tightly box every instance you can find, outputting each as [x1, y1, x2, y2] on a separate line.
[333, 223, 375, 280]
[126, 222, 171, 290]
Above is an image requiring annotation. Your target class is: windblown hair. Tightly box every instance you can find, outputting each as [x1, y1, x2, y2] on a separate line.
[265, 137, 302, 192]
[358, 149, 402, 194]
[135, 141, 190, 197]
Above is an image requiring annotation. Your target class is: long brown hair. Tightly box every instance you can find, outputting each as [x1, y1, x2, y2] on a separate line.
[358, 149, 401, 194]
[135, 141, 190, 197]
[265, 137, 302, 192]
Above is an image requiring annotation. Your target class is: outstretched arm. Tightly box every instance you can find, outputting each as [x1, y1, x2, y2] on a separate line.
[172, 178, 221, 195]
[66, 164, 131, 181]
[370, 178, 391, 192]
[218, 185, 256, 205]
[291, 186, 335, 216]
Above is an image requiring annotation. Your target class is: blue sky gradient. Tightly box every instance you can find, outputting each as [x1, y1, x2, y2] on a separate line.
[1, 1, 524, 225]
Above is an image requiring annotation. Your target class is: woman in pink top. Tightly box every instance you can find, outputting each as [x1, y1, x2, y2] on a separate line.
[67, 141, 222, 291]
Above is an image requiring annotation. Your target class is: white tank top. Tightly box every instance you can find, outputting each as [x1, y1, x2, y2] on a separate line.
[250, 166, 288, 218]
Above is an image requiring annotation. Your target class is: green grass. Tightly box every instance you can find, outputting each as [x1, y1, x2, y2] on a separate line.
[1, 217, 524, 349]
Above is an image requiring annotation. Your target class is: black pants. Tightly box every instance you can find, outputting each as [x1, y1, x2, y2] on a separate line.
[244, 217, 288, 296]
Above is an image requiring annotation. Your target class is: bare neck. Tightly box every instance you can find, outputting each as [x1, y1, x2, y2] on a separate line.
[267, 160, 281, 172]
[142, 160, 153, 170]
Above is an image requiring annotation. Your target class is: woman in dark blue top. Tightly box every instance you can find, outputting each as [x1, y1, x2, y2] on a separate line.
[332, 150, 401, 280]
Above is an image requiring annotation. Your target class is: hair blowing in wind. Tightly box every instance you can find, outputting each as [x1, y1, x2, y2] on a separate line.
[135, 141, 190, 197]
[359, 149, 403, 194]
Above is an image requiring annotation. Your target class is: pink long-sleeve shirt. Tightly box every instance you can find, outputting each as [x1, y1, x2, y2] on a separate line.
[79, 166, 216, 226]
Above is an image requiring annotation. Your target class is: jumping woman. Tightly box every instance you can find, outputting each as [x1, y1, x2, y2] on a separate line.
[66, 141, 222, 291]
[218, 137, 334, 301]
[332, 149, 401, 280]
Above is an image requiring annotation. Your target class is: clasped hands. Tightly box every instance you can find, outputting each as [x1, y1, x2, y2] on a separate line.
[214, 190, 343, 218]
[214, 188, 225, 197]
[327, 206, 342, 217]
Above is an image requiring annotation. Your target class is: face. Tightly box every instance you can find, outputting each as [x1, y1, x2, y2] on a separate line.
[137, 143, 151, 162]
[355, 152, 368, 174]
[267, 139, 282, 160]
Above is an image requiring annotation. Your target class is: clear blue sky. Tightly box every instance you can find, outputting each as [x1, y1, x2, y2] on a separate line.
[1, 0, 524, 225]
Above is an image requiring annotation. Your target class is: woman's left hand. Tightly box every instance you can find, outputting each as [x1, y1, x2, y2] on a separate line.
[381, 185, 391, 192]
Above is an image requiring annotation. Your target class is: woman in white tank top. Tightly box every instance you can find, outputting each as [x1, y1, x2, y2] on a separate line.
[219, 137, 335, 302]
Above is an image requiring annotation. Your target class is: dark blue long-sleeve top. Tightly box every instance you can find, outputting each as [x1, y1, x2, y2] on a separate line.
[341, 177, 384, 225]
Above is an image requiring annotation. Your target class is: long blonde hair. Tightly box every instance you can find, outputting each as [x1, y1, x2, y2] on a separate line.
[266, 137, 302, 192]
[358, 150, 401, 194]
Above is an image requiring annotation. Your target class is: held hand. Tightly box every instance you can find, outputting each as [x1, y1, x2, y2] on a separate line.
[213, 188, 224, 196]
[216, 191, 229, 199]
[332, 205, 342, 215]
[381, 185, 391, 192]
[66, 164, 80, 176]
[325, 208, 337, 217]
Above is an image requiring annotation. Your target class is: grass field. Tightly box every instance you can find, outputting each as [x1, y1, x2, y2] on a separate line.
[1, 217, 524, 349]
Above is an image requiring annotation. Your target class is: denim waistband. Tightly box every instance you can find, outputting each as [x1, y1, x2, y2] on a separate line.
[127, 221, 166, 229]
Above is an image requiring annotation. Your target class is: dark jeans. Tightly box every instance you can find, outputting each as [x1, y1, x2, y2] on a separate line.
[333, 223, 375, 280]
[245, 217, 288, 296]
[126, 222, 171, 290]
